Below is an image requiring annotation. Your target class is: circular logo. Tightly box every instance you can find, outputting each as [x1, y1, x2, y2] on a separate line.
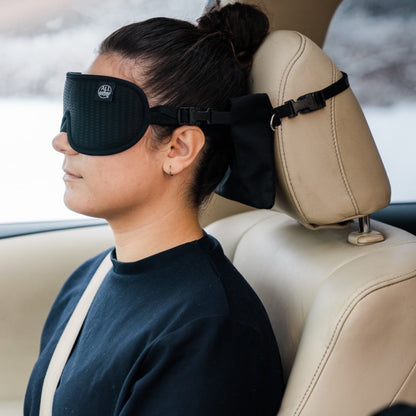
[97, 84, 113, 99]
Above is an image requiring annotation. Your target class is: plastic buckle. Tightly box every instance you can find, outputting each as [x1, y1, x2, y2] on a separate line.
[177, 107, 212, 125]
[286, 91, 326, 118]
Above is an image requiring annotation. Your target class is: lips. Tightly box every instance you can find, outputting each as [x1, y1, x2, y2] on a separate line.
[63, 168, 82, 180]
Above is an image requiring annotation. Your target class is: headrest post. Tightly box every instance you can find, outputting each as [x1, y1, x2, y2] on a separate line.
[348, 215, 386, 246]
[359, 215, 371, 233]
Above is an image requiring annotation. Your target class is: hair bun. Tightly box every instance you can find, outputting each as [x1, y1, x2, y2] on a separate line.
[197, 3, 269, 71]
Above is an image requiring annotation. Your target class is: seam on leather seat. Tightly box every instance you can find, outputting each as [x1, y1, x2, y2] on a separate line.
[278, 32, 309, 225]
[294, 269, 416, 416]
[277, 32, 304, 105]
[323, 241, 416, 282]
[329, 62, 359, 215]
[390, 358, 416, 405]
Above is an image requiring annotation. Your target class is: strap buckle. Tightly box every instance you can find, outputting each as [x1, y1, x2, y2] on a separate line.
[177, 107, 213, 125]
[286, 91, 326, 117]
[270, 91, 327, 131]
[269, 72, 349, 131]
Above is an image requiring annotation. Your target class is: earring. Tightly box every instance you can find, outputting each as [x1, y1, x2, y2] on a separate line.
[169, 165, 173, 176]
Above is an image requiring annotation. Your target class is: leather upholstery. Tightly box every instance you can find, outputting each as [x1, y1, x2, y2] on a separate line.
[252, 31, 390, 229]
[207, 211, 416, 415]
[207, 30, 416, 416]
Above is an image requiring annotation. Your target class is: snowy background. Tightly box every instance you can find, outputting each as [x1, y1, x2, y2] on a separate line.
[323, 0, 416, 205]
[0, 0, 207, 223]
[0, 0, 415, 222]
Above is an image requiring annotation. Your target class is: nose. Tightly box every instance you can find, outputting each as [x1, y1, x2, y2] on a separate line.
[52, 132, 79, 155]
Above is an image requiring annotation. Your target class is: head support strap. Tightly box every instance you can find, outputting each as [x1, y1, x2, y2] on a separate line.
[60, 71, 350, 208]
[270, 72, 349, 130]
[215, 73, 350, 208]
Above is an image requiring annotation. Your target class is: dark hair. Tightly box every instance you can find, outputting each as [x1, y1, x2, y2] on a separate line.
[99, 3, 269, 206]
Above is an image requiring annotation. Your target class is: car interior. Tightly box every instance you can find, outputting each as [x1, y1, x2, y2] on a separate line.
[206, 28, 416, 415]
[1, 0, 415, 415]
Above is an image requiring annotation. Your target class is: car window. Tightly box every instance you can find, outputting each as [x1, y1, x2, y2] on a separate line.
[0, 0, 207, 223]
[324, 0, 416, 203]
[1, 0, 415, 224]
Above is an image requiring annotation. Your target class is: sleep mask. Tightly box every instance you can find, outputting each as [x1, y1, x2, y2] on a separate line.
[60, 72, 231, 156]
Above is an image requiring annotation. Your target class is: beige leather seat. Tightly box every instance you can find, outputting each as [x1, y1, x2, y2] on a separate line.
[206, 31, 416, 416]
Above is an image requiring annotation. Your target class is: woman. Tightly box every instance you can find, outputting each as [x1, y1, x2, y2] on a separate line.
[25, 3, 284, 415]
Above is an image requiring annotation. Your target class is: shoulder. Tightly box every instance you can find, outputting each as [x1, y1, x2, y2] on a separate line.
[114, 233, 273, 347]
[194, 233, 272, 331]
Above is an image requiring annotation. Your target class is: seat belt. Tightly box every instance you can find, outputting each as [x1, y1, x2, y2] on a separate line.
[39, 253, 113, 416]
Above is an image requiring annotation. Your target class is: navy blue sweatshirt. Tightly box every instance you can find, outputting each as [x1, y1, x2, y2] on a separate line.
[25, 234, 283, 415]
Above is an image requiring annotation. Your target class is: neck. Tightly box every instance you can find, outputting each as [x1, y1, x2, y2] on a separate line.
[107, 204, 203, 263]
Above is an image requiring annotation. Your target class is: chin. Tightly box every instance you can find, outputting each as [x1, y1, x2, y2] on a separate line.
[64, 194, 120, 221]
[64, 193, 98, 218]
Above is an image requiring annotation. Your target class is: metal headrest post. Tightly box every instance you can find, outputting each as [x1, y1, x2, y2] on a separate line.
[348, 215, 385, 246]
[359, 216, 371, 233]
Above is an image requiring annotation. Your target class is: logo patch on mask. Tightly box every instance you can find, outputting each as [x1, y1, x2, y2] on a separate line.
[96, 82, 115, 102]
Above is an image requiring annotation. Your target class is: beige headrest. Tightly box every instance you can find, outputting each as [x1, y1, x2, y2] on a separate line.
[251, 31, 391, 229]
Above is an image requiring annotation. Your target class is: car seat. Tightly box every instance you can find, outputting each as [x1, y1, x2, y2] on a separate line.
[205, 31, 416, 416]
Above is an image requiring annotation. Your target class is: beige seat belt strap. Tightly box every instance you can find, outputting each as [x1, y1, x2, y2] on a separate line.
[39, 253, 113, 416]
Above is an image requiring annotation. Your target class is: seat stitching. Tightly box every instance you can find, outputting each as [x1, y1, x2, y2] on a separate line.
[322, 240, 416, 283]
[329, 63, 359, 214]
[278, 32, 309, 224]
[277, 32, 305, 105]
[294, 269, 416, 416]
[390, 358, 416, 405]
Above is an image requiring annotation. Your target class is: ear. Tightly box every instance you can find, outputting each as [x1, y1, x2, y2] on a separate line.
[162, 126, 205, 176]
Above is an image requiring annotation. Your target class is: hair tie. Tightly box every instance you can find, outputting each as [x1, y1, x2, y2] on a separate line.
[229, 40, 251, 70]
[228, 38, 239, 63]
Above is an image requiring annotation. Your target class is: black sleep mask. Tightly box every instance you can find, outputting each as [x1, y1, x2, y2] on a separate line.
[61, 73, 149, 155]
[60, 72, 234, 156]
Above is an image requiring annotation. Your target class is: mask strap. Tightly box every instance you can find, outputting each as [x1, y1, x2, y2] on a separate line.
[150, 106, 231, 126]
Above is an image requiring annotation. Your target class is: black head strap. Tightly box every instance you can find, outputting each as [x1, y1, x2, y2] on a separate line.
[150, 106, 231, 126]
[148, 72, 350, 209]
[150, 98, 275, 209]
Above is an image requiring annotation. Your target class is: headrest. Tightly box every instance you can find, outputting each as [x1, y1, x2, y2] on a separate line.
[251, 31, 391, 229]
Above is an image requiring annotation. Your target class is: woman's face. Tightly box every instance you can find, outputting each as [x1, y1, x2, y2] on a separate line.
[52, 54, 170, 222]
